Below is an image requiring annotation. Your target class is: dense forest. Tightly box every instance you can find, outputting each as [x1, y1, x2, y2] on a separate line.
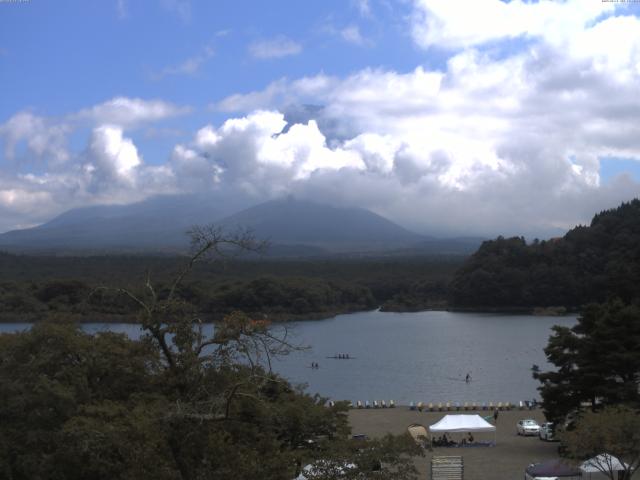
[450, 199, 640, 309]
[0, 253, 461, 323]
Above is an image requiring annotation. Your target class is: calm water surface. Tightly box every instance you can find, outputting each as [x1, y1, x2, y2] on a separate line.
[0, 310, 576, 405]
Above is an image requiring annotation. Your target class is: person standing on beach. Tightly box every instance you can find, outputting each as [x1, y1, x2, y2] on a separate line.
[493, 409, 499, 423]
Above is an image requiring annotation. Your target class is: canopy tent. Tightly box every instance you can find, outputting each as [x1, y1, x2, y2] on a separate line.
[525, 460, 582, 480]
[428, 414, 496, 445]
[580, 454, 629, 478]
[429, 414, 496, 433]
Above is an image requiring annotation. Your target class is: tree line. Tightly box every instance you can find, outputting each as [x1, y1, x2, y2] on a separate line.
[0, 254, 461, 322]
[450, 199, 640, 309]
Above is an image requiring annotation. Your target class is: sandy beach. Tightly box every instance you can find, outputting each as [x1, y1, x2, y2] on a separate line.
[349, 407, 564, 479]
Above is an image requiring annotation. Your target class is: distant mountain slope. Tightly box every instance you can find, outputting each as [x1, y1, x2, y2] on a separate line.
[0, 195, 478, 256]
[450, 199, 640, 308]
[0, 194, 237, 252]
[400, 237, 485, 256]
[218, 198, 424, 251]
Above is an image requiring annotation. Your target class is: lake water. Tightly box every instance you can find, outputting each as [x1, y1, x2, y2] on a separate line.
[0, 310, 576, 405]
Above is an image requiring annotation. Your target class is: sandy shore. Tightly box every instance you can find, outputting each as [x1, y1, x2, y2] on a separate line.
[349, 407, 563, 480]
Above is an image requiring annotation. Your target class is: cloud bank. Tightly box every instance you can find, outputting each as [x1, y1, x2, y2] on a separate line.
[1, 1, 640, 237]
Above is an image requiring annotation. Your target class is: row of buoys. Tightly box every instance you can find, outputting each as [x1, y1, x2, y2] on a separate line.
[326, 400, 395, 408]
[328, 399, 537, 410]
[355, 400, 395, 409]
[519, 399, 539, 410]
[410, 401, 515, 412]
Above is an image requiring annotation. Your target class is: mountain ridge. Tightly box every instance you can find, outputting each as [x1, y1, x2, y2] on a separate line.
[0, 195, 482, 256]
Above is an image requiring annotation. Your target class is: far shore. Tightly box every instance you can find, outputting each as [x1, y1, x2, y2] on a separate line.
[0, 304, 577, 325]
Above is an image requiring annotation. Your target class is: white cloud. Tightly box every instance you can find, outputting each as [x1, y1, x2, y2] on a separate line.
[0, 188, 52, 215]
[0, 99, 187, 231]
[74, 97, 191, 128]
[87, 125, 141, 182]
[410, 0, 614, 50]
[2, 5, 640, 236]
[215, 79, 288, 112]
[0, 111, 70, 165]
[207, 5, 640, 236]
[341, 25, 369, 46]
[248, 36, 302, 59]
[154, 45, 215, 79]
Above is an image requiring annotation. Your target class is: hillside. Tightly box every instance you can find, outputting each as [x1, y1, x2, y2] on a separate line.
[0, 194, 238, 253]
[218, 197, 424, 251]
[0, 194, 486, 256]
[450, 199, 640, 309]
[0, 196, 430, 254]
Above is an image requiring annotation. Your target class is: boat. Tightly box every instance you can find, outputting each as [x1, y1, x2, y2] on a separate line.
[407, 423, 428, 446]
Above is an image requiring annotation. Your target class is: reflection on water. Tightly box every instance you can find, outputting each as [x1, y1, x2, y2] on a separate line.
[0, 310, 576, 405]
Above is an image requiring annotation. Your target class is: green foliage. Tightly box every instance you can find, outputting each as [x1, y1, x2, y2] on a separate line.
[0, 320, 420, 479]
[559, 406, 640, 480]
[535, 300, 640, 423]
[0, 323, 162, 479]
[0, 228, 423, 479]
[450, 199, 640, 308]
[0, 254, 462, 322]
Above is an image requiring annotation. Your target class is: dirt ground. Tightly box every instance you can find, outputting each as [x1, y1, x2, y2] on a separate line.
[348, 407, 567, 480]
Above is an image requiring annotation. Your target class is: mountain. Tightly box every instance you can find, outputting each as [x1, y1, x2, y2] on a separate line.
[0, 195, 477, 256]
[218, 198, 424, 252]
[0, 194, 241, 253]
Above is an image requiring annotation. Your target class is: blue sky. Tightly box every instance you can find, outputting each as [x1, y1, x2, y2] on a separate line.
[2, 1, 425, 124]
[1, 0, 640, 236]
[1, 0, 439, 165]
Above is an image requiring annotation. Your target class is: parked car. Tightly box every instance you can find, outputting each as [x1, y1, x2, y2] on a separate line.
[538, 422, 555, 441]
[517, 419, 541, 436]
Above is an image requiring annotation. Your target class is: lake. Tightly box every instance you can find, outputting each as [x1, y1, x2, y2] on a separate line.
[0, 310, 576, 405]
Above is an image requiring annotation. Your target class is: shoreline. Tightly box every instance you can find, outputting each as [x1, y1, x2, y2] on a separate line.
[0, 305, 577, 324]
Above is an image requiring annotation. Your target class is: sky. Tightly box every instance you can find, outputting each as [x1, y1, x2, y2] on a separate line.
[1, 0, 640, 237]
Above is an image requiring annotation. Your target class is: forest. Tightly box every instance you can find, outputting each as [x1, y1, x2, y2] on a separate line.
[450, 199, 640, 310]
[0, 253, 461, 323]
[3, 199, 640, 322]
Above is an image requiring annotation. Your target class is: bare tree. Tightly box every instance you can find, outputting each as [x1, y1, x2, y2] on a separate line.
[95, 225, 301, 416]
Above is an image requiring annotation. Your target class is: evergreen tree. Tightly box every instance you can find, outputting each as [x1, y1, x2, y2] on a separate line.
[535, 300, 640, 423]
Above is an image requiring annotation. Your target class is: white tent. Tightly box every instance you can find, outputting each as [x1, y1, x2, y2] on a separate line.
[428, 414, 496, 445]
[580, 454, 629, 479]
